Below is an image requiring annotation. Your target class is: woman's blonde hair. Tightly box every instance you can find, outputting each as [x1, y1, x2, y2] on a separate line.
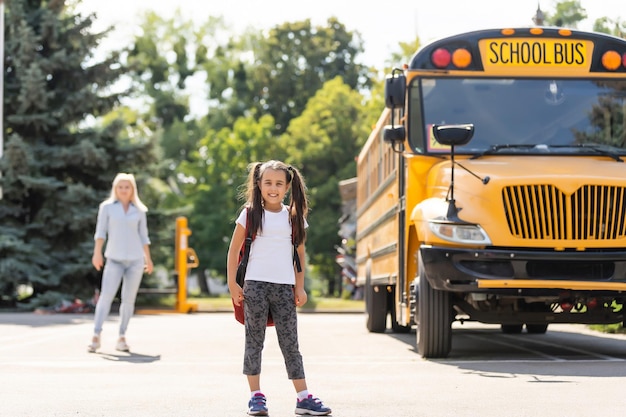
[102, 173, 148, 212]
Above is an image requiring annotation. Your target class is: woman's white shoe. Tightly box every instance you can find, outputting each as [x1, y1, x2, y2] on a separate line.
[87, 335, 100, 353]
[116, 337, 130, 352]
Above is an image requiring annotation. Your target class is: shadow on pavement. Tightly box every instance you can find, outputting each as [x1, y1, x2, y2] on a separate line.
[97, 351, 162, 364]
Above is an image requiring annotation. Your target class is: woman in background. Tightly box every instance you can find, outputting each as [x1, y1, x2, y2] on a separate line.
[88, 173, 153, 353]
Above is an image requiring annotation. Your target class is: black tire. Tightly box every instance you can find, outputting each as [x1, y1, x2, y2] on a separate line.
[501, 324, 524, 334]
[365, 263, 387, 333]
[416, 254, 452, 358]
[526, 323, 549, 334]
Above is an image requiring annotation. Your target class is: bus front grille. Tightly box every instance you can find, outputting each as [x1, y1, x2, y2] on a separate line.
[502, 185, 626, 240]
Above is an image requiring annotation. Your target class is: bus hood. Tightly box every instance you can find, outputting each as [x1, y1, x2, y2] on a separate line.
[418, 156, 626, 247]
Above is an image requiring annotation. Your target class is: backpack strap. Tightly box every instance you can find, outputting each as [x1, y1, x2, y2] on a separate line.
[239, 209, 254, 263]
[292, 217, 302, 273]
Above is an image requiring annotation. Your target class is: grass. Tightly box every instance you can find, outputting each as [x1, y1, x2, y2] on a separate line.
[137, 294, 625, 334]
[193, 294, 365, 312]
[137, 293, 365, 312]
[589, 323, 626, 334]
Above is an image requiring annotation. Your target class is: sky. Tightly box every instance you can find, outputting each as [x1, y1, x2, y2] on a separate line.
[75, 0, 625, 66]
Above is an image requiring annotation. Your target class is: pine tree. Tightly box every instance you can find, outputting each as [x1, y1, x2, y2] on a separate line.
[0, 0, 155, 306]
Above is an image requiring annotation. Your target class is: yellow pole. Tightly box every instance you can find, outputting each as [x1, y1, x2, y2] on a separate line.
[175, 217, 198, 313]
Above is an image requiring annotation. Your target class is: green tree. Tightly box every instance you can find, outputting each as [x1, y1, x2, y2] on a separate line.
[190, 17, 373, 135]
[135, 15, 375, 287]
[386, 37, 421, 70]
[278, 77, 370, 295]
[125, 10, 219, 181]
[593, 17, 626, 38]
[544, 0, 587, 28]
[0, 0, 154, 305]
[123, 11, 234, 290]
[180, 114, 283, 276]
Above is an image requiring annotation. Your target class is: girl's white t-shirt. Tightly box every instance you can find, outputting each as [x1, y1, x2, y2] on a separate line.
[236, 206, 307, 285]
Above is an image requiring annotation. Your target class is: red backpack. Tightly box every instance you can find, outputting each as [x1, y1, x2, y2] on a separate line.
[232, 209, 302, 325]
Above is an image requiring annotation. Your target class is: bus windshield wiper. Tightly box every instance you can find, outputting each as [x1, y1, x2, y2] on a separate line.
[547, 144, 623, 162]
[470, 143, 624, 162]
[469, 144, 536, 159]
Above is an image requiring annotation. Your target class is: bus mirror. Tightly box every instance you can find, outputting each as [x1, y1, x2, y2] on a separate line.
[384, 73, 406, 109]
[432, 124, 474, 146]
[383, 125, 406, 143]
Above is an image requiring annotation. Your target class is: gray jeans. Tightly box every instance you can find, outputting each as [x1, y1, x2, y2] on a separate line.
[93, 258, 144, 336]
[243, 280, 305, 379]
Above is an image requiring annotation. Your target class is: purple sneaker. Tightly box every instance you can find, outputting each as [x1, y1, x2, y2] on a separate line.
[248, 393, 268, 416]
[295, 395, 331, 415]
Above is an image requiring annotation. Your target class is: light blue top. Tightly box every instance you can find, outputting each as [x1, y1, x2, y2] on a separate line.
[94, 201, 151, 261]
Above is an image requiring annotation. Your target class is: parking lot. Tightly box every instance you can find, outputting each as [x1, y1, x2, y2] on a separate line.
[5, 310, 626, 417]
[1, 311, 359, 417]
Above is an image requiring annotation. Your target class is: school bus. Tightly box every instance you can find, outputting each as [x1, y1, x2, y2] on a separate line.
[356, 27, 626, 358]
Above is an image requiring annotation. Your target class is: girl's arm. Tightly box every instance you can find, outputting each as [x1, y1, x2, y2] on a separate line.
[227, 223, 246, 306]
[294, 242, 307, 307]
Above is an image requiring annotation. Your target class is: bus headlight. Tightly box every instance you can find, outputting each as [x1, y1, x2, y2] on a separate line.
[428, 221, 491, 245]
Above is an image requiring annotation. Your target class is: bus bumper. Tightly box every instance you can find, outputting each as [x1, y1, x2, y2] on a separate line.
[420, 245, 626, 294]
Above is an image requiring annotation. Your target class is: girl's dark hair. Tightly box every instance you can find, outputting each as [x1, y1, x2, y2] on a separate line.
[242, 160, 309, 244]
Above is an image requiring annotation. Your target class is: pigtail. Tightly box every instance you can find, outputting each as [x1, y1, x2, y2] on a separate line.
[287, 166, 309, 245]
[242, 162, 264, 235]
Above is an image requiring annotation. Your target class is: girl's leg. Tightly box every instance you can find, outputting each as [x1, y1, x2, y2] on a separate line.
[270, 284, 305, 380]
[247, 374, 261, 391]
[118, 259, 145, 336]
[293, 379, 307, 392]
[243, 281, 270, 378]
[93, 259, 124, 335]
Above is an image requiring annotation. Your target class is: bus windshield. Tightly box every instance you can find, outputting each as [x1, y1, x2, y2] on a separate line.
[413, 77, 626, 155]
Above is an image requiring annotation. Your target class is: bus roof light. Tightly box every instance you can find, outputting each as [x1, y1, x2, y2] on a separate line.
[432, 48, 451, 68]
[452, 48, 472, 68]
[601, 50, 621, 71]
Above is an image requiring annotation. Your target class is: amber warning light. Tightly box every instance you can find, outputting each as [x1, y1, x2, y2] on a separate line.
[601, 50, 624, 71]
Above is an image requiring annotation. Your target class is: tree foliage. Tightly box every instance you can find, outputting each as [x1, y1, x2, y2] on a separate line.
[543, 0, 587, 28]
[179, 114, 283, 276]
[127, 14, 373, 287]
[210, 18, 370, 133]
[278, 77, 370, 294]
[10, 2, 622, 304]
[593, 17, 626, 39]
[0, 0, 155, 305]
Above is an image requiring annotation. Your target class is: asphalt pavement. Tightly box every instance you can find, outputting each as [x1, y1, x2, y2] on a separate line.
[0, 311, 358, 417]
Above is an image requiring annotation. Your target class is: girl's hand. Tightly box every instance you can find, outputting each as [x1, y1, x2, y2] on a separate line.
[230, 284, 244, 307]
[294, 287, 307, 307]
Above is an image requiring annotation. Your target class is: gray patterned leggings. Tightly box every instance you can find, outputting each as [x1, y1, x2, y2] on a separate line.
[243, 280, 305, 379]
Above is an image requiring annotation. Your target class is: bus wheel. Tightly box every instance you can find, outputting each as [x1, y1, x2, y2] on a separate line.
[416, 255, 452, 358]
[526, 323, 549, 334]
[365, 284, 387, 333]
[501, 324, 523, 334]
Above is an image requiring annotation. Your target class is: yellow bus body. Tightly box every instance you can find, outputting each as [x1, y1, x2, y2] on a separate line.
[357, 27, 626, 357]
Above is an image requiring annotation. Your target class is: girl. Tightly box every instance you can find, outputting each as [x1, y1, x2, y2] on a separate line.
[88, 173, 153, 353]
[227, 161, 331, 416]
